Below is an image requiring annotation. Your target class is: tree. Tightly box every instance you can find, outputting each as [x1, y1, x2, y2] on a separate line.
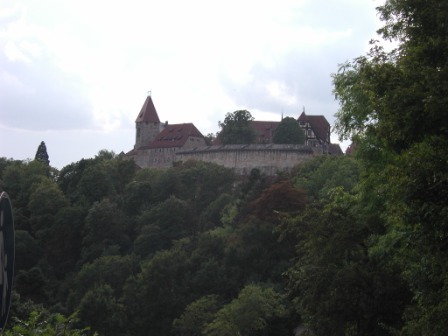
[68, 255, 139, 312]
[217, 110, 256, 144]
[332, 1, 448, 334]
[1, 160, 51, 230]
[135, 196, 194, 251]
[285, 189, 409, 335]
[272, 117, 305, 144]
[77, 165, 115, 204]
[122, 247, 193, 336]
[172, 295, 221, 336]
[27, 179, 69, 236]
[293, 155, 360, 201]
[81, 199, 130, 263]
[34, 141, 50, 166]
[77, 284, 126, 336]
[249, 180, 307, 222]
[204, 284, 288, 336]
[3, 311, 94, 336]
[333, 1, 448, 152]
[204, 133, 216, 146]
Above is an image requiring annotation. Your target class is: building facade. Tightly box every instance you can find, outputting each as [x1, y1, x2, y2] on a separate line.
[126, 96, 342, 173]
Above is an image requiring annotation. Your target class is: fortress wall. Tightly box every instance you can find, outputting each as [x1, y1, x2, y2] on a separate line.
[133, 147, 178, 168]
[177, 145, 315, 175]
[132, 136, 207, 168]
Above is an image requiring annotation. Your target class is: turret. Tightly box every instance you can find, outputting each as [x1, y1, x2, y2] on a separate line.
[134, 94, 161, 149]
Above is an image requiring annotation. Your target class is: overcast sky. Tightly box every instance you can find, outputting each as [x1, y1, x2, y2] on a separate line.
[0, 0, 383, 169]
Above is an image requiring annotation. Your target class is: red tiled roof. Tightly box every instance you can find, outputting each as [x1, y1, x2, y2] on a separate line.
[345, 142, 356, 155]
[135, 95, 160, 123]
[213, 121, 280, 145]
[298, 112, 330, 143]
[148, 123, 204, 148]
[125, 148, 137, 156]
[251, 121, 280, 143]
[329, 143, 343, 155]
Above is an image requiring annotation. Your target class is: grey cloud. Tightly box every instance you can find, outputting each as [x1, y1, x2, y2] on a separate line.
[290, 1, 379, 33]
[220, 46, 346, 119]
[0, 52, 94, 131]
[220, 3, 379, 121]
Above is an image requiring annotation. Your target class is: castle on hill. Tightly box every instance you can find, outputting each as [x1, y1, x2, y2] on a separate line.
[125, 95, 342, 175]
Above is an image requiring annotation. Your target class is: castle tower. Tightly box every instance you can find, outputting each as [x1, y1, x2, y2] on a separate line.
[134, 94, 161, 149]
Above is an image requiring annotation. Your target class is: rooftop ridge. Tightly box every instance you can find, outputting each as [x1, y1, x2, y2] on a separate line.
[135, 95, 160, 123]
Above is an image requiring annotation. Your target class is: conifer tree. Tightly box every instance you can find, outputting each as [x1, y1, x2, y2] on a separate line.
[34, 141, 50, 166]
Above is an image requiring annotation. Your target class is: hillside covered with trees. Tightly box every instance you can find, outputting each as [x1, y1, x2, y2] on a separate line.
[0, 0, 447, 335]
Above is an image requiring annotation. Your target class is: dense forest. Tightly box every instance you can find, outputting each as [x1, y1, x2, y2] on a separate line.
[0, 0, 447, 335]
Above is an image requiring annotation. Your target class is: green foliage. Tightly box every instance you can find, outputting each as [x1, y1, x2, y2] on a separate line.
[176, 160, 235, 216]
[1, 160, 50, 229]
[69, 255, 139, 310]
[34, 141, 50, 166]
[3, 311, 94, 336]
[78, 284, 125, 336]
[15, 266, 49, 304]
[199, 193, 233, 231]
[57, 159, 94, 201]
[13, 65, 448, 336]
[172, 295, 221, 336]
[57, 153, 136, 205]
[293, 155, 360, 201]
[135, 196, 193, 255]
[329, 1, 448, 334]
[14, 230, 41, 271]
[217, 110, 256, 144]
[123, 247, 194, 336]
[77, 165, 115, 204]
[81, 199, 131, 263]
[123, 180, 153, 214]
[286, 188, 409, 335]
[48, 206, 86, 277]
[272, 117, 305, 144]
[28, 179, 70, 237]
[204, 284, 288, 336]
[333, 1, 448, 153]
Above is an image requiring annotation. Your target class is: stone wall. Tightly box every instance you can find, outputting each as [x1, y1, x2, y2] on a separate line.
[132, 136, 206, 168]
[177, 144, 317, 175]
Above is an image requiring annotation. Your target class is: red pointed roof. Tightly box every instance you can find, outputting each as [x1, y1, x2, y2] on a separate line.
[345, 142, 356, 155]
[135, 95, 160, 123]
[148, 123, 204, 148]
[298, 112, 330, 142]
[329, 143, 343, 155]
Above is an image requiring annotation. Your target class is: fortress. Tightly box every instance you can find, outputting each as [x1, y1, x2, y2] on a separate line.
[125, 95, 342, 175]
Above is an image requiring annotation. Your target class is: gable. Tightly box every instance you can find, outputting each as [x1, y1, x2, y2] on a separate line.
[135, 95, 160, 123]
[298, 112, 330, 143]
[148, 123, 204, 148]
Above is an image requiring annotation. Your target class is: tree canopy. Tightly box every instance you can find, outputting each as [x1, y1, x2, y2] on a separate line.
[34, 141, 50, 166]
[330, 0, 448, 334]
[272, 117, 305, 144]
[1, 1, 447, 335]
[217, 110, 256, 144]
